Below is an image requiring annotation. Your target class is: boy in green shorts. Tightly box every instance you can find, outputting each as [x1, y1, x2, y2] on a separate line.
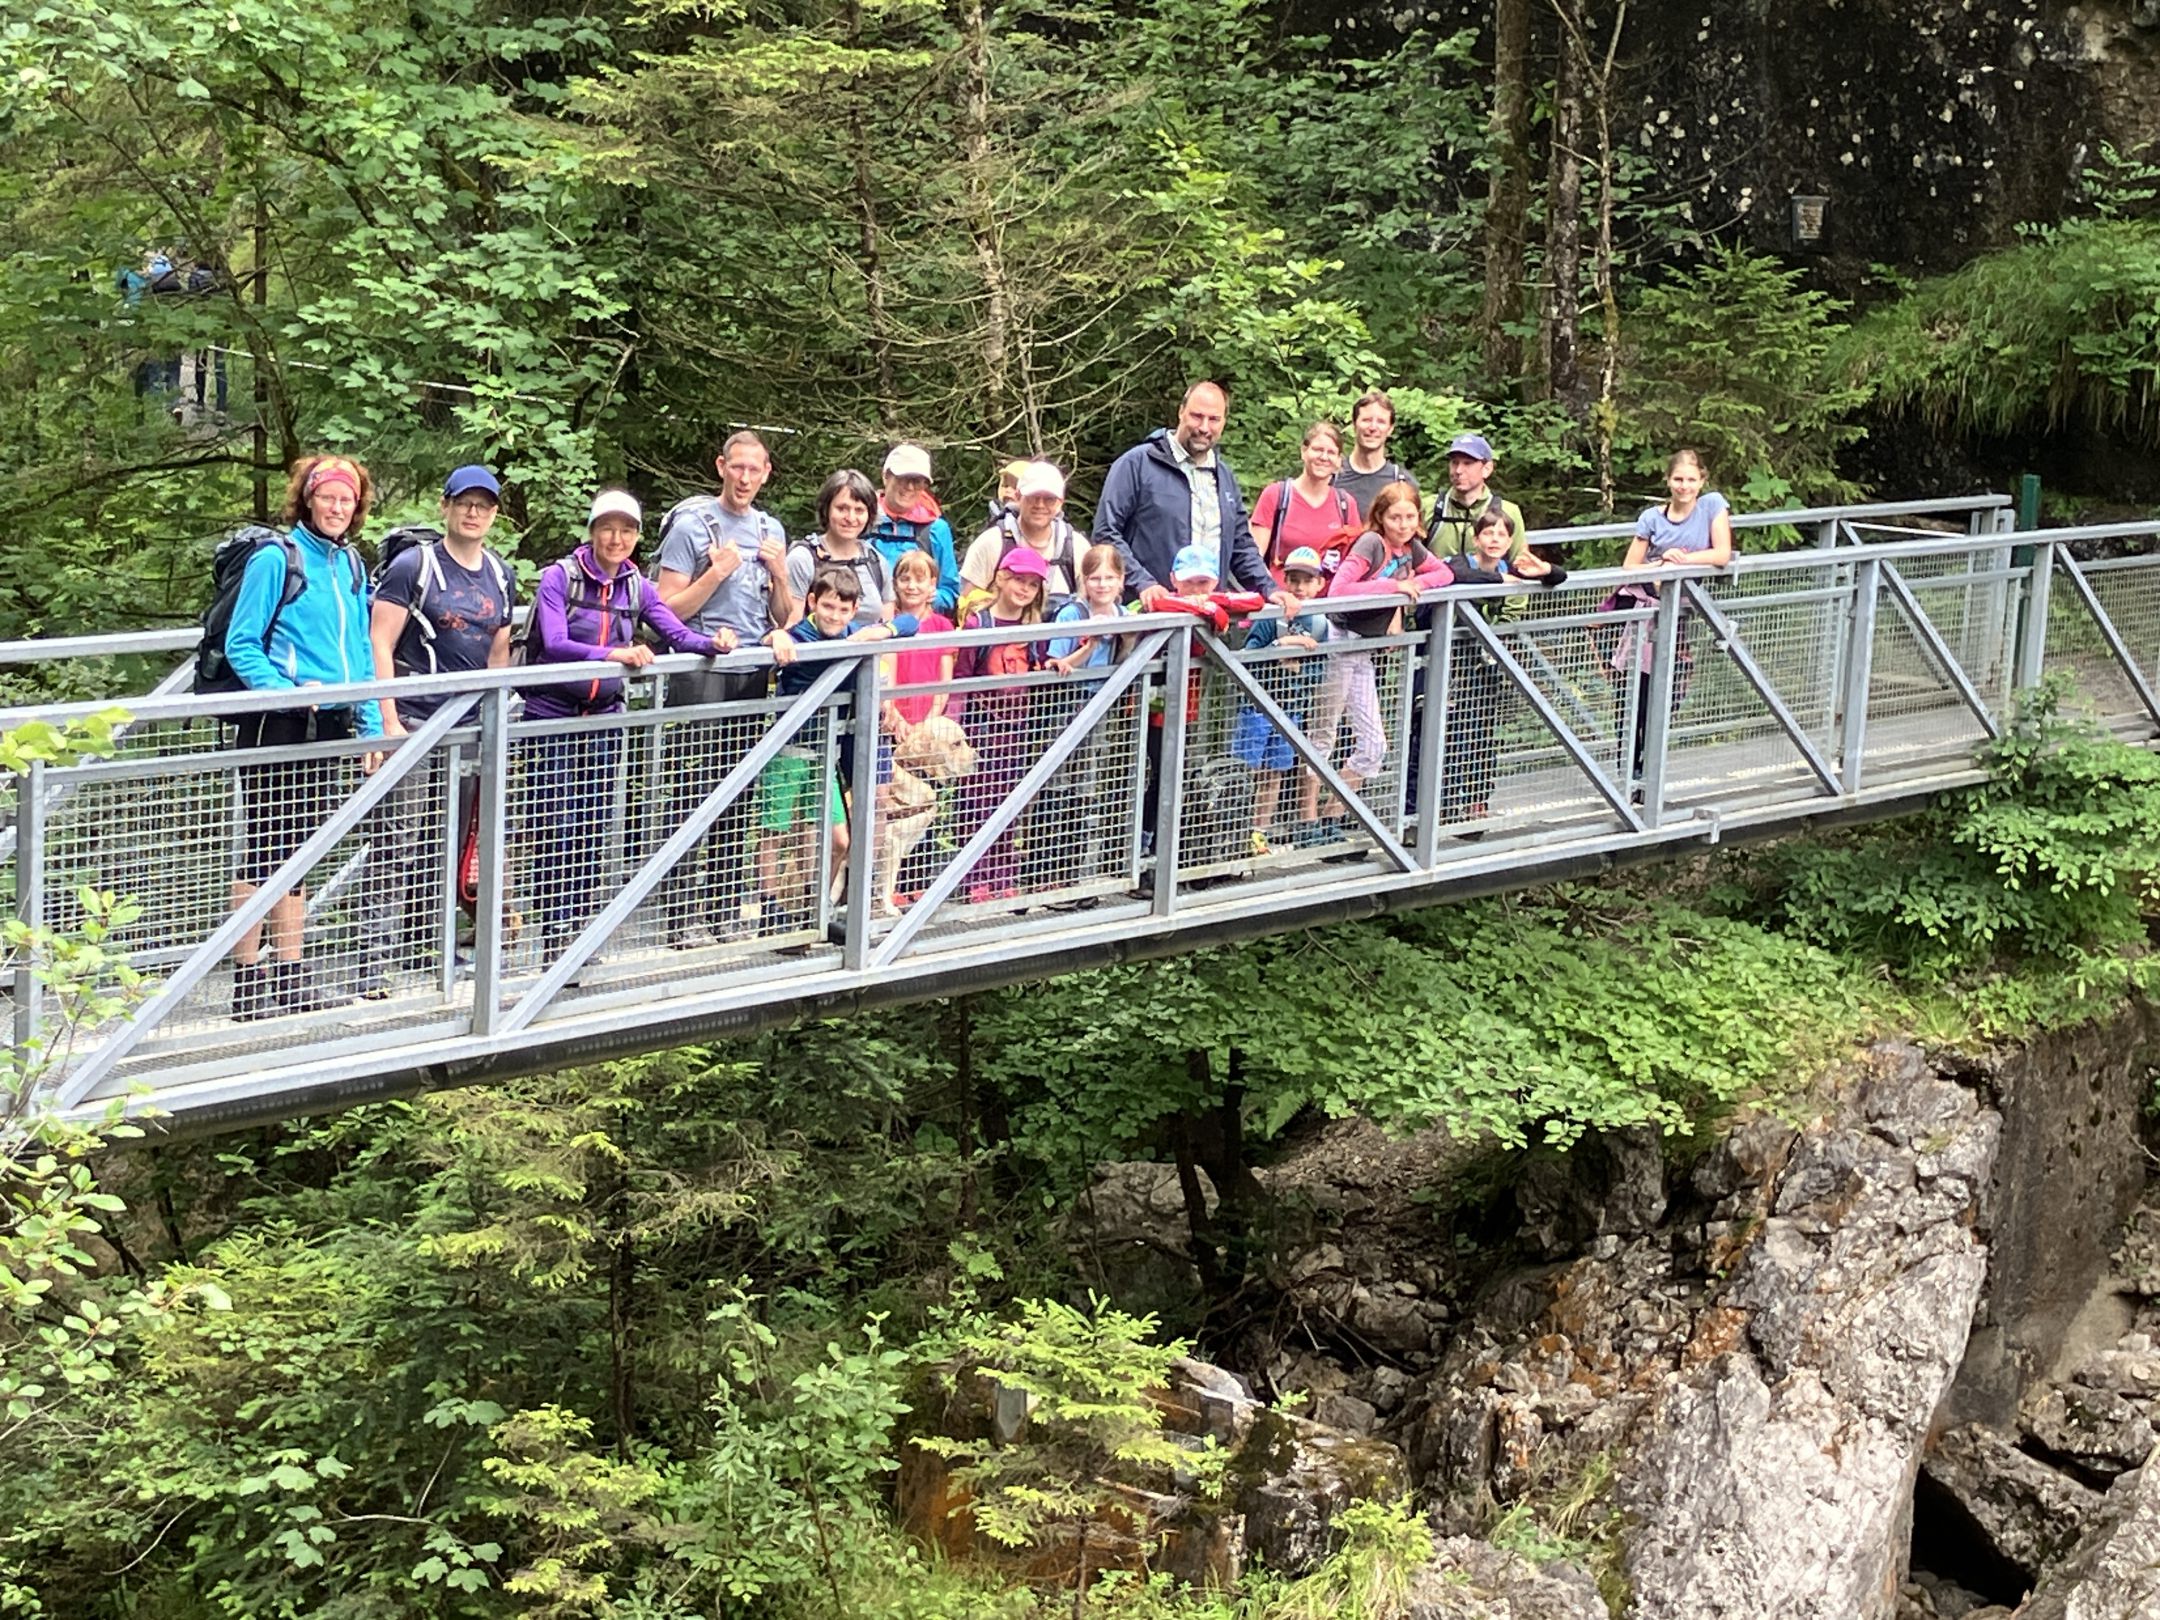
[756, 568, 911, 933]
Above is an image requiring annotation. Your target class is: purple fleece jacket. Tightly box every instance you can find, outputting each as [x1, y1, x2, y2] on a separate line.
[524, 544, 726, 718]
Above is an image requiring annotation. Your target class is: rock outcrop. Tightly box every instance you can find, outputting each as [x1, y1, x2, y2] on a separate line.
[2011, 1460, 2160, 1619]
[1621, 1054, 1998, 1620]
[1396, 1043, 2001, 1620]
[1403, 1537, 1609, 1620]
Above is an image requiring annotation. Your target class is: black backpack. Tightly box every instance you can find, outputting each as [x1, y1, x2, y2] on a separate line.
[193, 526, 310, 697]
[375, 525, 514, 675]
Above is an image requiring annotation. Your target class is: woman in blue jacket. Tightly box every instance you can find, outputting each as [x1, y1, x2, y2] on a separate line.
[224, 454, 381, 1020]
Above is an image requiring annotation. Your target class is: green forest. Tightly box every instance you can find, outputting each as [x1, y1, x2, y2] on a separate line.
[6, 0, 2160, 1614]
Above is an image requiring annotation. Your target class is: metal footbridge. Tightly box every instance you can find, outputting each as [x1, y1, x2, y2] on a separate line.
[7, 497, 2157, 1134]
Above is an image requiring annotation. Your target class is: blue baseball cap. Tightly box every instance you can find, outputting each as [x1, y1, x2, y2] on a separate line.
[443, 464, 502, 501]
[1447, 434, 1496, 463]
[1172, 544, 1220, 583]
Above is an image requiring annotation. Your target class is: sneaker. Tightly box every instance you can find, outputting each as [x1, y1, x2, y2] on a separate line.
[966, 884, 995, 906]
[1250, 830, 1275, 858]
[267, 960, 352, 1015]
[230, 961, 274, 1022]
[671, 924, 717, 950]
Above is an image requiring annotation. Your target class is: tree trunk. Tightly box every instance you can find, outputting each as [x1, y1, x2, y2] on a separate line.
[1544, 1, 1586, 409]
[957, 0, 1014, 446]
[1479, 0, 1534, 381]
[1172, 1050, 1229, 1297]
[843, 0, 898, 428]
[1590, 4, 1628, 513]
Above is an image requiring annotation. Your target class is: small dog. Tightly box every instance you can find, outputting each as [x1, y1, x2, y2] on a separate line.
[878, 716, 978, 916]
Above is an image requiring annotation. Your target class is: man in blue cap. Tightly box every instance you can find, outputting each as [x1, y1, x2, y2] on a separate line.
[1424, 433, 1528, 564]
[362, 463, 518, 994]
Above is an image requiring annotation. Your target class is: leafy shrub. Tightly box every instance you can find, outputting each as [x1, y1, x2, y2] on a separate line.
[1753, 685, 2160, 1029]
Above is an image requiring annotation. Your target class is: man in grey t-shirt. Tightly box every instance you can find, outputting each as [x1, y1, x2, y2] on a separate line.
[654, 430, 796, 944]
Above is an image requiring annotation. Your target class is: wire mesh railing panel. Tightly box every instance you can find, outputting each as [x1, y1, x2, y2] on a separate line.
[1200, 627, 1339, 862]
[2043, 577, 2138, 717]
[874, 640, 1148, 930]
[38, 725, 477, 1057]
[1015, 675, 1149, 898]
[622, 681, 830, 956]
[1476, 596, 1636, 828]
[2069, 560, 2160, 720]
[1903, 569, 2019, 709]
[1661, 588, 1844, 801]
[1863, 591, 1990, 771]
[1195, 627, 1413, 871]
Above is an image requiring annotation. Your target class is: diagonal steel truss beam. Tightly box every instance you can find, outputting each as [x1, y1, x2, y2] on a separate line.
[1195, 630, 1418, 873]
[872, 630, 1171, 968]
[1879, 564, 2003, 740]
[1456, 610, 1645, 832]
[2054, 553, 2160, 726]
[498, 659, 856, 1035]
[1680, 581, 1842, 796]
[47, 693, 481, 1109]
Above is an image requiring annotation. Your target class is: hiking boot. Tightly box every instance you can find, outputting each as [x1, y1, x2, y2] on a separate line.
[268, 960, 352, 1016]
[231, 961, 275, 1022]
[1249, 829, 1275, 858]
[670, 924, 717, 951]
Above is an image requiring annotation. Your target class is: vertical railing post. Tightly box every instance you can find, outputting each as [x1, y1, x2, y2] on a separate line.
[2015, 538, 2055, 695]
[1638, 587, 1683, 824]
[1838, 558, 1880, 794]
[437, 737, 463, 999]
[841, 653, 879, 971]
[469, 689, 511, 1036]
[1413, 603, 1454, 868]
[12, 761, 46, 1062]
[1150, 631, 1191, 917]
[1814, 517, 1849, 737]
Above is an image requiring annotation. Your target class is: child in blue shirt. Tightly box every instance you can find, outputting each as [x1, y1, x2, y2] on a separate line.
[1234, 547, 1330, 855]
[756, 568, 913, 932]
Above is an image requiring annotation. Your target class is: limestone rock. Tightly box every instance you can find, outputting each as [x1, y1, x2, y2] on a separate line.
[1621, 1056, 1999, 1620]
[1921, 1424, 2101, 1582]
[1403, 1535, 1607, 1620]
[1067, 1161, 1210, 1314]
[1229, 1407, 1409, 1575]
[2013, 1460, 2160, 1620]
[2021, 1384, 2156, 1481]
[1514, 1126, 1667, 1259]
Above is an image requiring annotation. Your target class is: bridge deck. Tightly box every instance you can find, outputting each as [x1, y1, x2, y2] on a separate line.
[6, 521, 2158, 1133]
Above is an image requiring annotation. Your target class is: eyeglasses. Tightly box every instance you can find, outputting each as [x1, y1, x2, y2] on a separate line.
[447, 497, 498, 515]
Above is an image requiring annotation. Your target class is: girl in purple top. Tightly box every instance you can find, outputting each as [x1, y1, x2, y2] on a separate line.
[524, 491, 735, 949]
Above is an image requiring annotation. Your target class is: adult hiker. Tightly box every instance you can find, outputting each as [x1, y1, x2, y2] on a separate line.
[655, 430, 795, 947]
[361, 463, 517, 996]
[960, 459, 1088, 602]
[1424, 432, 1528, 564]
[866, 443, 963, 617]
[1251, 420, 1359, 574]
[1093, 381, 1292, 614]
[1333, 389, 1418, 517]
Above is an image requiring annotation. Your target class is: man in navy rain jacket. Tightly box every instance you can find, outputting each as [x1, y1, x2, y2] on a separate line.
[1094, 382, 1294, 615]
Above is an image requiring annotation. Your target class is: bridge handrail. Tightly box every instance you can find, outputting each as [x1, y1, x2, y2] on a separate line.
[0, 494, 2026, 672]
[12, 519, 2160, 1130]
[10, 523, 2146, 730]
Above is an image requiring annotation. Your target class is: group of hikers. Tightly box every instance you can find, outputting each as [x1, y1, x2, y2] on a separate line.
[208, 381, 1736, 1020]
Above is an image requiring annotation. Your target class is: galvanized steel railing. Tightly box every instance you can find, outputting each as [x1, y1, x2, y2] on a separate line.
[6, 515, 2157, 1134]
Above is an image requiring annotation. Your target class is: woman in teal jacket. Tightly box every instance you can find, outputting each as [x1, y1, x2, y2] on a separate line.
[223, 453, 381, 1020]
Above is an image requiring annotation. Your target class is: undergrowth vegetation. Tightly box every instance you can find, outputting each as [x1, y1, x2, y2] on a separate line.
[3, 711, 2157, 1620]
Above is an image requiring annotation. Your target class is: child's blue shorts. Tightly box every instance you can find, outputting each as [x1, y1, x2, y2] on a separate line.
[1233, 707, 1301, 772]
